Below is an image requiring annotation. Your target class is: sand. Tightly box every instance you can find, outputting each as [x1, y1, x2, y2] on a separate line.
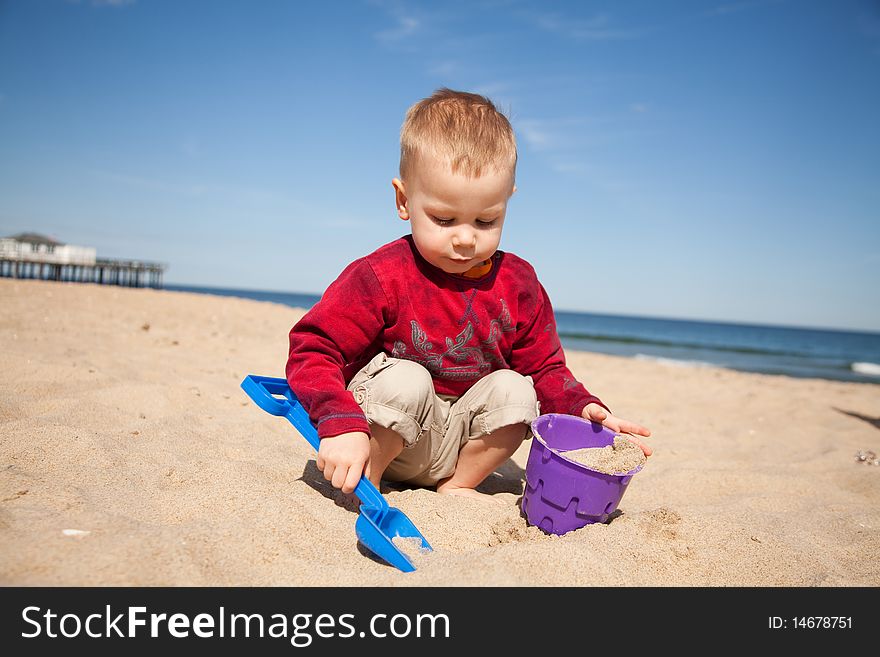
[391, 536, 432, 566]
[561, 436, 647, 474]
[1, 278, 879, 586]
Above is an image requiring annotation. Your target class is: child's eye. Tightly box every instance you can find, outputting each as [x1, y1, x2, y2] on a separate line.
[431, 216, 454, 226]
[476, 219, 497, 227]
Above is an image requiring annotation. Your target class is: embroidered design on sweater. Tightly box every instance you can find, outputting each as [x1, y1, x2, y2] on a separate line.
[562, 376, 580, 391]
[480, 299, 515, 365]
[392, 300, 515, 380]
[458, 289, 480, 326]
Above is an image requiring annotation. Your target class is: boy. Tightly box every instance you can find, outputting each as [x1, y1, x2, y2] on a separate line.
[286, 88, 651, 500]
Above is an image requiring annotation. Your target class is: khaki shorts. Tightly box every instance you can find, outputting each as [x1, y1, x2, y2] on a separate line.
[347, 353, 539, 486]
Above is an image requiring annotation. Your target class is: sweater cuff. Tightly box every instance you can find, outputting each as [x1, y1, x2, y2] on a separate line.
[316, 413, 371, 439]
[569, 396, 610, 418]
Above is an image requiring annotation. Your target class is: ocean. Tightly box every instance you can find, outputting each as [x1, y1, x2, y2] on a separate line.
[166, 284, 880, 384]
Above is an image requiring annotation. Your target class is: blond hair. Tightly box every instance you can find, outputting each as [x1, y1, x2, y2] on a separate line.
[399, 88, 517, 180]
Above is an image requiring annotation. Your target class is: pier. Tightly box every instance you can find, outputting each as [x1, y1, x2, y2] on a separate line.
[0, 257, 166, 289]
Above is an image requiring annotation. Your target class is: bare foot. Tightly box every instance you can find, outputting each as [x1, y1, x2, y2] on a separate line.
[436, 481, 503, 503]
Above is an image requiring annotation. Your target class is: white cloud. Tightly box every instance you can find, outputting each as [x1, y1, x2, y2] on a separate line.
[516, 119, 555, 151]
[517, 117, 595, 152]
[472, 81, 514, 98]
[427, 60, 459, 77]
[705, 1, 775, 17]
[550, 161, 587, 174]
[529, 10, 648, 41]
[375, 14, 420, 42]
[515, 112, 648, 188]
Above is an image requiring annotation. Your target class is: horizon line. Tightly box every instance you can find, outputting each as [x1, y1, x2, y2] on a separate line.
[162, 281, 880, 336]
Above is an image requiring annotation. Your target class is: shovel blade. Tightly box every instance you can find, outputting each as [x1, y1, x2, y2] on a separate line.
[239, 375, 434, 573]
[356, 507, 432, 573]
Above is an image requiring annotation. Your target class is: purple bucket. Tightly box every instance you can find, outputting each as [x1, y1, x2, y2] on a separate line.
[522, 414, 642, 535]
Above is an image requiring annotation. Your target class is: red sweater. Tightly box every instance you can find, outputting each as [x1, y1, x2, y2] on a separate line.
[286, 235, 606, 439]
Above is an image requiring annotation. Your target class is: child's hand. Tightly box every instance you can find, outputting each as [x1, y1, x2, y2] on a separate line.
[582, 403, 653, 457]
[316, 431, 371, 494]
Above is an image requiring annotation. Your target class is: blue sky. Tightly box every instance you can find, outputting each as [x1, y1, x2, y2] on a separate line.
[1, 0, 878, 332]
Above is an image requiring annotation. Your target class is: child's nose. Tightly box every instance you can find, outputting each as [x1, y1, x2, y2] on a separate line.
[452, 226, 477, 248]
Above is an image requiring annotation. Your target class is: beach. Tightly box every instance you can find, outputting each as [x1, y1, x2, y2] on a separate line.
[1, 278, 878, 586]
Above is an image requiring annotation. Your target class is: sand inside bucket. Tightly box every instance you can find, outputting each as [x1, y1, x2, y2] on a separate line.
[561, 436, 646, 474]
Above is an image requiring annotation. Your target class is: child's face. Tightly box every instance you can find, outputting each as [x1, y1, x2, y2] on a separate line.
[393, 155, 516, 275]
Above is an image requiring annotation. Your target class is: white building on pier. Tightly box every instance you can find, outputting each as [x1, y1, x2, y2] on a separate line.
[0, 233, 96, 265]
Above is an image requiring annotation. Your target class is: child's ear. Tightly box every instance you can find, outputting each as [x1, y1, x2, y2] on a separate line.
[392, 178, 409, 220]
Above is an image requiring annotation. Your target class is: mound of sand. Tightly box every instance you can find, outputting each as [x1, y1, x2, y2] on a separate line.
[1, 279, 878, 586]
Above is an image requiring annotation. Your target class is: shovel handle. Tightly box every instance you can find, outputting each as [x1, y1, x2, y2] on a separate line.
[241, 375, 388, 513]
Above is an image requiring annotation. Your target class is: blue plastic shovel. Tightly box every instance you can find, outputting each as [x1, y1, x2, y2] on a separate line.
[240, 375, 432, 572]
